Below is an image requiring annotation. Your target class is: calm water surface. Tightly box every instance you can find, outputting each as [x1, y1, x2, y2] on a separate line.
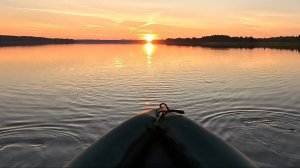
[0, 44, 299, 167]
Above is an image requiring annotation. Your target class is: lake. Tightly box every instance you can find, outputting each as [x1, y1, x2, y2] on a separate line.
[0, 44, 299, 168]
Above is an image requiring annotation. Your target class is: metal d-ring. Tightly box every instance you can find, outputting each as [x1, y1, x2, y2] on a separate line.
[159, 103, 170, 111]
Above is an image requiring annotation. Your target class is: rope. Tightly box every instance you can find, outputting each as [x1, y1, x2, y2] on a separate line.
[155, 103, 185, 121]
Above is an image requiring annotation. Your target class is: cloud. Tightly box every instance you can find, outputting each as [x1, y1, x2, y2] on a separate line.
[4, 6, 118, 23]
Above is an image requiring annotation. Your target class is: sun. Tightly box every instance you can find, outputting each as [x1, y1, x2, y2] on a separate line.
[145, 34, 154, 43]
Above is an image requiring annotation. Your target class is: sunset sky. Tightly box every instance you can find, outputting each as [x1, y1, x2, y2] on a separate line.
[1, 0, 300, 39]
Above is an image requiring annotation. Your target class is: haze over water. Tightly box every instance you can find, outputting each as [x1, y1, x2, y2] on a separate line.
[0, 44, 300, 167]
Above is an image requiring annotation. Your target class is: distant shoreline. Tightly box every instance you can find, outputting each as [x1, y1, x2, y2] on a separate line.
[0, 35, 148, 47]
[1, 35, 299, 51]
[76, 39, 146, 44]
[0, 35, 75, 47]
[163, 41, 300, 50]
[162, 35, 300, 50]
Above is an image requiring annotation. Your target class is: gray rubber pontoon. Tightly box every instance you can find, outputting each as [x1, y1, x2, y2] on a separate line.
[66, 104, 257, 168]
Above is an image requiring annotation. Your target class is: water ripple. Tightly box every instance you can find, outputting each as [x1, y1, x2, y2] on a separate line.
[0, 45, 300, 168]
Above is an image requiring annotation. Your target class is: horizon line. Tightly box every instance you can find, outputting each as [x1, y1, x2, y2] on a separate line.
[1, 34, 300, 41]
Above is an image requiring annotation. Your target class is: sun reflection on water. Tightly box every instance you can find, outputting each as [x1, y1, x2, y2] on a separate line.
[144, 43, 155, 65]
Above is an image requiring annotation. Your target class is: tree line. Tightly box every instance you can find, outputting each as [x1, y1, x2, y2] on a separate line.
[0, 35, 75, 46]
[165, 35, 300, 44]
[163, 35, 300, 50]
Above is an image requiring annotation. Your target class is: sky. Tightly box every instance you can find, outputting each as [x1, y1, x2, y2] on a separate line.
[1, 0, 300, 39]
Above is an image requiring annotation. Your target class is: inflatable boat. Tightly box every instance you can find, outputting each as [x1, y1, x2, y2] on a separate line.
[66, 103, 257, 168]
